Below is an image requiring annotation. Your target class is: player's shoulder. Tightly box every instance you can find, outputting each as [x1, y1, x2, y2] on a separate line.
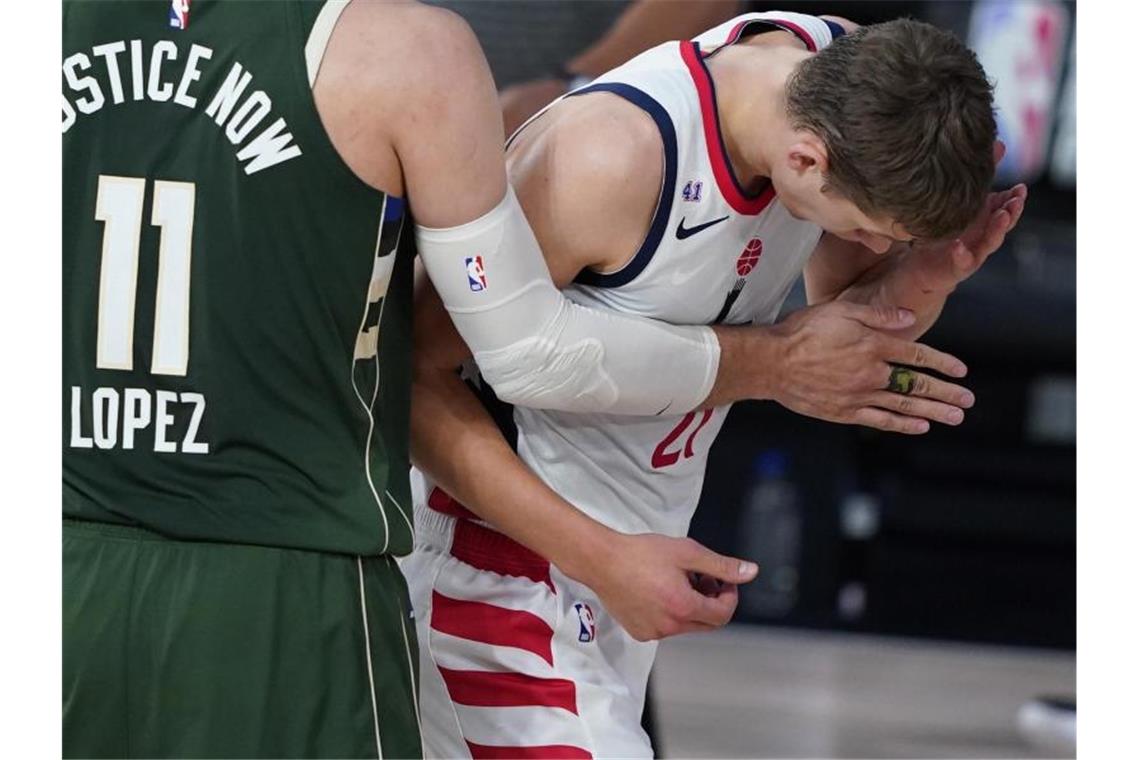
[542, 93, 664, 198]
[328, 1, 485, 97]
[508, 93, 666, 274]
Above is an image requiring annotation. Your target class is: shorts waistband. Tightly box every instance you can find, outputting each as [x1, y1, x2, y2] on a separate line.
[414, 503, 552, 587]
[62, 517, 383, 562]
[63, 517, 174, 543]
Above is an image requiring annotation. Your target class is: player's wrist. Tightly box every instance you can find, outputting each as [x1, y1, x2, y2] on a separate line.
[545, 515, 621, 587]
[709, 325, 784, 404]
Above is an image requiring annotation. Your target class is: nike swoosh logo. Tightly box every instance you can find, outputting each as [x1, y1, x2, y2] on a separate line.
[675, 215, 729, 240]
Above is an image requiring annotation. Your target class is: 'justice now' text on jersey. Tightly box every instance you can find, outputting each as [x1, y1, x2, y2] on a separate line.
[62, 39, 302, 175]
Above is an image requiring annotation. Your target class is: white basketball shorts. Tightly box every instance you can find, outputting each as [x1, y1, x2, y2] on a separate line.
[400, 500, 658, 759]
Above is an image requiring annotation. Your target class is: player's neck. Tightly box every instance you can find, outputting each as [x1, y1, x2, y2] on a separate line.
[706, 46, 807, 188]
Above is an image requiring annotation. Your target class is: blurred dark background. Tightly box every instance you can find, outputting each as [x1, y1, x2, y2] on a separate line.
[431, 0, 1076, 652]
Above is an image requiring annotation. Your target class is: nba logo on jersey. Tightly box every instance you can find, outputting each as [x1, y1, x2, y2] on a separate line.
[574, 602, 596, 643]
[465, 256, 487, 292]
[168, 0, 190, 30]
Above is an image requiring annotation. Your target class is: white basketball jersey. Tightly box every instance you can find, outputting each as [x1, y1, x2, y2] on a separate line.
[413, 12, 845, 539]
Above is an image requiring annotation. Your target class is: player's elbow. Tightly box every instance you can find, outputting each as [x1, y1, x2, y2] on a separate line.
[475, 331, 619, 413]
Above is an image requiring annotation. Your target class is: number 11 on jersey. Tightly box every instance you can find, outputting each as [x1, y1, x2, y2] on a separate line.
[95, 174, 195, 376]
[70, 174, 207, 455]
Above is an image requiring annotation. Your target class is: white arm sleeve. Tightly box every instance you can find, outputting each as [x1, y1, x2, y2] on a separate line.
[415, 187, 719, 415]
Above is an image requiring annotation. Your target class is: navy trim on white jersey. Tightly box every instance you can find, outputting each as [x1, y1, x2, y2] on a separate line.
[567, 83, 678, 289]
[823, 19, 848, 40]
[688, 43, 774, 210]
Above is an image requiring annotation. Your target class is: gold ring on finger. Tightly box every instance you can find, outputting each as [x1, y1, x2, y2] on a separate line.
[886, 365, 918, 395]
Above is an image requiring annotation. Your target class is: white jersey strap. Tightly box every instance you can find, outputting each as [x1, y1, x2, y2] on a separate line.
[305, 0, 351, 88]
[696, 11, 844, 55]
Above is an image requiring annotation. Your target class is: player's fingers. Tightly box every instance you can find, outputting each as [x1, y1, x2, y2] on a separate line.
[674, 621, 720, 637]
[964, 205, 1013, 269]
[869, 391, 965, 426]
[1005, 192, 1027, 229]
[840, 302, 917, 331]
[851, 406, 930, 435]
[687, 585, 740, 628]
[982, 207, 1013, 250]
[681, 539, 759, 584]
[985, 187, 1014, 216]
[904, 371, 975, 408]
[880, 337, 968, 378]
[951, 240, 974, 275]
[964, 193, 1025, 277]
[993, 139, 1007, 165]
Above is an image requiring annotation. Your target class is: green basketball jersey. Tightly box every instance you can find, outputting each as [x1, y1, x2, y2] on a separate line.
[63, 0, 415, 557]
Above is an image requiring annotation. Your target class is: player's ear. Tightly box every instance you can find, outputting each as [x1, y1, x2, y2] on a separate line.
[786, 132, 829, 177]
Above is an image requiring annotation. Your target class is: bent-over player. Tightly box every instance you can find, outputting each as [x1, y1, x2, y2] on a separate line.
[63, 0, 794, 755]
[406, 11, 1026, 758]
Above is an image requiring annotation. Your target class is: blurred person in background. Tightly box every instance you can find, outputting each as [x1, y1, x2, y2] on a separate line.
[406, 10, 1026, 758]
[428, 0, 742, 133]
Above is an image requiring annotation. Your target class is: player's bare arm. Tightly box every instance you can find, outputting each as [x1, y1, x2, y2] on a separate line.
[511, 89, 977, 436]
[832, 183, 1029, 338]
[411, 285, 756, 641]
[412, 97, 762, 642]
[776, 174, 1026, 430]
[784, 16, 1029, 350]
[315, 0, 509, 222]
[804, 141, 1029, 342]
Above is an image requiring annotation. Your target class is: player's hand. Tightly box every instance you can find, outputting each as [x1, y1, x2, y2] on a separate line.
[581, 532, 758, 642]
[767, 301, 974, 434]
[839, 142, 1028, 338]
[887, 183, 1027, 299]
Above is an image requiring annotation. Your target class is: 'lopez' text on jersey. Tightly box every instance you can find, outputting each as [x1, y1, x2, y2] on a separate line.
[70, 387, 208, 454]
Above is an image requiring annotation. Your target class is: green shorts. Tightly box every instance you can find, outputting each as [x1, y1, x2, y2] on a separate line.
[63, 519, 422, 759]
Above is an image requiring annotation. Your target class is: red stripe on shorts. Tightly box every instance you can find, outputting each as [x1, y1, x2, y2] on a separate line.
[438, 667, 579, 714]
[430, 591, 555, 666]
[465, 740, 593, 759]
[428, 486, 481, 521]
[450, 519, 555, 593]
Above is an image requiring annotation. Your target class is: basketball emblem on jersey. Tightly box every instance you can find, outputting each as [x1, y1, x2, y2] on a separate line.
[681, 180, 704, 203]
[736, 238, 763, 276]
[574, 602, 596, 643]
[465, 256, 487, 292]
[168, 0, 191, 29]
